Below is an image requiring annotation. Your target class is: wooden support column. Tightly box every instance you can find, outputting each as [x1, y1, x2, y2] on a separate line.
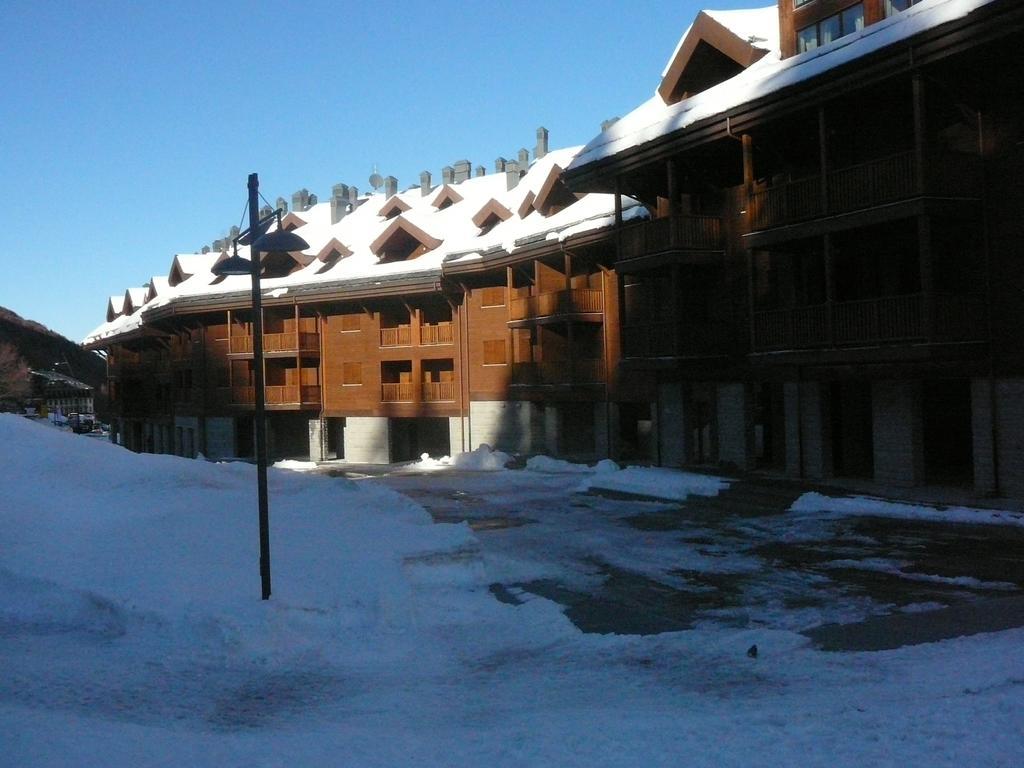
[564, 249, 572, 293]
[667, 158, 679, 246]
[913, 73, 933, 342]
[742, 134, 754, 192]
[818, 105, 829, 213]
[823, 233, 834, 347]
[913, 72, 927, 194]
[671, 263, 681, 356]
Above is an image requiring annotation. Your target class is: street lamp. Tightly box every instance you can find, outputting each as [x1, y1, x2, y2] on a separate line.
[212, 173, 310, 600]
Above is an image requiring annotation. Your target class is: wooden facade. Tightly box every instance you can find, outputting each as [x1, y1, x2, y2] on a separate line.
[91, 1, 1024, 497]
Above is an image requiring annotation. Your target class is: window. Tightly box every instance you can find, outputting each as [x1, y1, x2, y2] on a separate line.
[482, 339, 508, 366]
[794, 0, 814, 6]
[339, 313, 361, 332]
[885, 0, 922, 16]
[480, 287, 506, 308]
[341, 362, 362, 386]
[797, 3, 864, 53]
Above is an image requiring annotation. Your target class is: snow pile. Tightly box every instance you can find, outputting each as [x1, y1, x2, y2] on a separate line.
[578, 465, 730, 501]
[448, 444, 511, 471]
[525, 454, 593, 474]
[0, 414, 535, 664]
[791, 492, 1024, 529]
[272, 459, 318, 472]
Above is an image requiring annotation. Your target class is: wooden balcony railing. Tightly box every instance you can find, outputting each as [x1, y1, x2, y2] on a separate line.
[229, 332, 320, 354]
[749, 151, 982, 230]
[752, 293, 987, 351]
[420, 322, 454, 345]
[422, 381, 456, 401]
[509, 289, 604, 321]
[619, 215, 723, 260]
[381, 382, 414, 402]
[226, 385, 321, 405]
[510, 359, 604, 386]
[380, 325, 412, 347]
[622, 321, 733, 358]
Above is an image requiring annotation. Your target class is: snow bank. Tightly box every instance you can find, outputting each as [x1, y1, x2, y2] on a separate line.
[448, 444, 511, 471]
[791, 492, 1024, 529]
[272, 459, 318, 472]
[524, 455, 593, 474]
[578, 466, 729, 501]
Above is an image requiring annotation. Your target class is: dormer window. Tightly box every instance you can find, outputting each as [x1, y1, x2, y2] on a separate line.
[369, 216, 442, 264]
[472, 199, 513, 235]
[431, 185, 464, 211]
[279, 212, 307, 232]
[797, 3, 864, 53]
[531, 164, 577, 217]
[315, 238, 352, 273]
[378, 196, 411, 220]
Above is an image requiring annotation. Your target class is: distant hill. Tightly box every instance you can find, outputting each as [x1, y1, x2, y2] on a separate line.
[0, 306, 108, 418]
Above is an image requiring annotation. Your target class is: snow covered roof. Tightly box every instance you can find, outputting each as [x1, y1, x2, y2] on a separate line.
[83, 144, 640, 346]
[30, 368, 93, 392]
[569, 0, 999, 173]
[658, 6, 778, 105]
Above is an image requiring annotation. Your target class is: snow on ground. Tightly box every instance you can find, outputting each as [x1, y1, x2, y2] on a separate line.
[792, 491, 1024, 528]
[577, 464, 730, 501]
[3, 415, 1024, 766]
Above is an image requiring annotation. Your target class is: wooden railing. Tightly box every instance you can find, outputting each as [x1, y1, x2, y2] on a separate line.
[422, 381, 456, 401]
[420, 322, 454, 345]
[509, 289, 604, 321]
[227, 385, 321, 405]
[380, 325, 412, 347]
[752, 293, 987, 351]
[749, 151, 982, 230]
[619, 215, 723, 260]
[381, 382, 414, 402]
[510, 359, 604, 386]
[622, 321, 732, 358]
[229, 332, 319, 354]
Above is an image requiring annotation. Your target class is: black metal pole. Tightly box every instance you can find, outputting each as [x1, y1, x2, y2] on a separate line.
[248, 172, 272, 600]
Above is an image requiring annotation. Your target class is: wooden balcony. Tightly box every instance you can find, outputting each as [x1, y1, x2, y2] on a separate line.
[510, 359, 604, 386]
[380, 325, 412, 347]
[751, 293, 987, 352]
[749, 151, 983, 231]
[381, 382, 414, 402]
[420, 322, 454, 345]
[619, 215, 723, 261]
[228, 332, 320, 355]
[622, 321, 733, 359]
[422, 381, 456, 402]
[225, 385, 321, 406]
[509, 289, 603, 322]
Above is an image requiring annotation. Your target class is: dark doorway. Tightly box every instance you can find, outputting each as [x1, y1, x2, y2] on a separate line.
[236, 416, 253, 458]
[560, 402, 596, 457]
[390, 418, 451, 462]
[830, 380, 874, 478]
[922, 380, 973, 485]
[618, 402, 654, 462]
[753, 383, 786, 471]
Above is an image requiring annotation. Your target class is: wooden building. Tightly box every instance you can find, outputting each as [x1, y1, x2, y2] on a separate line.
[86, 136, 644, 464]
[563, 0, 1024, 497]
[87, 0, 1024, 499]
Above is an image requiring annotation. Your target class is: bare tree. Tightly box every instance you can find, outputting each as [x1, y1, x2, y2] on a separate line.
[0, 342, 30, 402]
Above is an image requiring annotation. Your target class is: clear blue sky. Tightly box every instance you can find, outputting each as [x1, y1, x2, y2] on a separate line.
[0, 0, 762, 343]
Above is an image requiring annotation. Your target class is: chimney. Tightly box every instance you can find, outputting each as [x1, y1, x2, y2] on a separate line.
[442, 165, 455, 185]
[348, 186, 359, 204]
[453, 160, 471, 184]
[212, 238, 224, 251]
[308, 192, 318, 206]
[201, 245, 210, 254]
[518, 148, 530, 169]
[505, 161, 521, 191]
[292, 188, 310, 213]
[601, 117, 620, 132]
[475, 165, 486, 178]
[259, 204, 272, 219]
[384, 175, 398, 198]
[495, 157, 507, 173]
[229, 225, 240, 241]
[535, 126, 549, 160]
[275, 196, 289, 214]
[331, 183, 350, 224]
[419, 170, 432, 196]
